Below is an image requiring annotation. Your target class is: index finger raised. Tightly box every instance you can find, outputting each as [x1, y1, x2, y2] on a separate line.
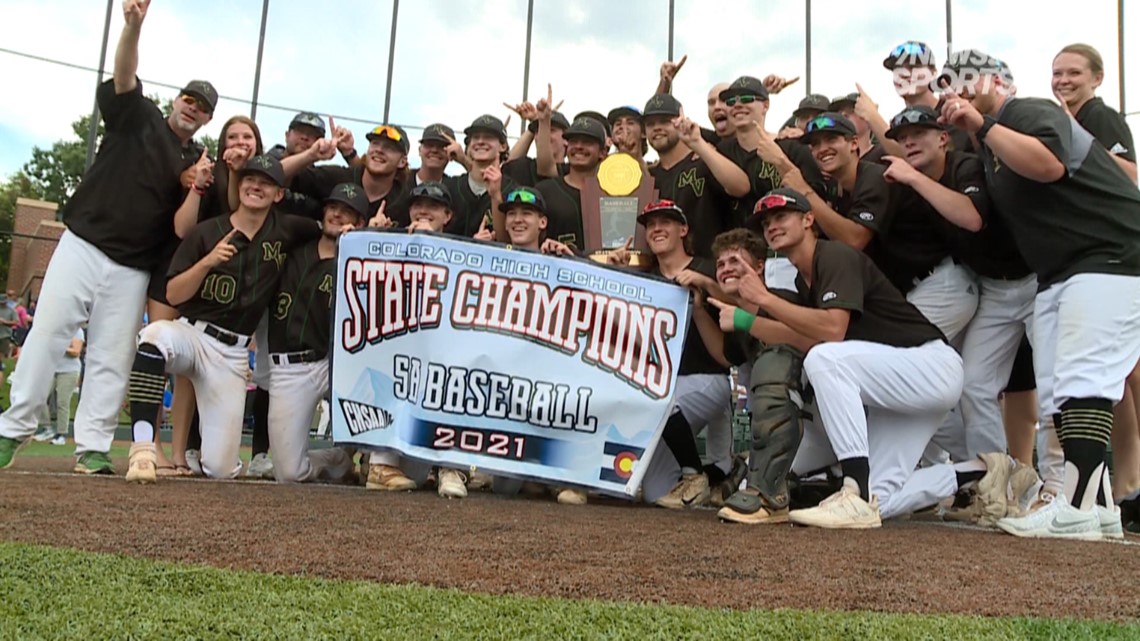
[708, 298, 729, 310]
[675, 54, 688, 72]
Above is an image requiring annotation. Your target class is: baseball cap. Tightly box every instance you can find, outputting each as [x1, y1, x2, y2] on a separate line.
[637, 199, 687, 226]
[793, 94, 831, 118]
[464, 114, 508, 143]
[180, 80, 218, 113]
[938, 49, 1014, 90]
[573, 111, 612, 138]
[420, 123, 456, 145]
[499, 187, 547, 216]
[527, 111, 571, 134]
[746, 188, 811, 231]
[828, 93, 860, 111]
[801, 112, 858, 144]
[365, 124, 410, 154]
[607, 105, 643, 125]
[885, 106, 945, 140]
[642, 93, 683, 118]
[883, 41, 936, 70]
[718, 76, 770, 102]
[324, 183, 369, 219]
[564, 117, 608, 146]
[289, 112, 326, 135]
[410, 181, 452, 209]
[236, 155, 285, 187]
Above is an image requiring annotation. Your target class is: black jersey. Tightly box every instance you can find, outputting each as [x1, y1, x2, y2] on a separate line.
[268, 240, 335, 356]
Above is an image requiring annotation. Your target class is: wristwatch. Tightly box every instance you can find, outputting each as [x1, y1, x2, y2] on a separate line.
[976, 115, 998, 142]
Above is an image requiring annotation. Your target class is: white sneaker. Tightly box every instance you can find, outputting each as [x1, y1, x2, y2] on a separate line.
[438, 468, 468, 499]
[185, 449, 202, 475]
[50, 435, 66, 446]
[995, 493, 1101, 541]
[32, 430, 55, 443]
[246, 452, 274, 479]
[1096, 504, 1124, 540]
[788, 479, 881, 529]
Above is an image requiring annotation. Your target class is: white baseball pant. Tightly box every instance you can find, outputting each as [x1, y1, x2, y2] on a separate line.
[139, 318, 249, 479]
[793, 339, 964, 519]
[958, 274, 1036, 458]
[641, 373, 733, 503]
[267, 355, 354, 483]
[0, 230, 148, 454]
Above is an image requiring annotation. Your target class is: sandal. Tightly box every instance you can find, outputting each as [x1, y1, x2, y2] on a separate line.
[155, 464, 181, 477]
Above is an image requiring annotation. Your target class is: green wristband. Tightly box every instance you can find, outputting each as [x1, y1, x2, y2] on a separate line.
[733, 308, 756, 332]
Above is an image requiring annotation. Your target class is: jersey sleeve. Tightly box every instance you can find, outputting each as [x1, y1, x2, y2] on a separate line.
[1001, 99, 1071, 167]
[167, 222, 212, 278]
[809, 243, 865, 316]
[848, 163, 894, 235]
[951, 152, 991, 222]
[1081, 105, 1137, 163]
[290, 165, 353, 201]
[96, 78, 152, 133]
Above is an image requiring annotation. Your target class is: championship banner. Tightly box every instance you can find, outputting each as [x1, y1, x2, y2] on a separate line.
[330, 230, 691, 497]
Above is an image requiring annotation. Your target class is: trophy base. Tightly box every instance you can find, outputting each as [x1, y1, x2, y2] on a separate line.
[589, 249, 646, 267]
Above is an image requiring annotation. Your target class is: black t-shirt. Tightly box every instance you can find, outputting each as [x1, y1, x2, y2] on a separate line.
[1075, 97, 1137, 163]
[501, 157, 569, 188]
[63, 80, 200, 270]
[168, 212, 321, 336]
[650, 153, 732, 258]
[648, 257, 727, 375]
[536, 176, 587, 250]
[268, 240, 334, 356]
[981, 97, 1140, 287]
[443, 173, 519, 237]
[700, 127, 724, 147]
[862, 143, 888, 165]
[291, 164, 410, 222]
[795, 240, 945, 347]
[717, 137, 827, 226]
[819, 161, 896, 239]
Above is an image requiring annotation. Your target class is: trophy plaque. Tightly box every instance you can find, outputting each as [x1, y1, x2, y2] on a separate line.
[582, 153, 657, 265]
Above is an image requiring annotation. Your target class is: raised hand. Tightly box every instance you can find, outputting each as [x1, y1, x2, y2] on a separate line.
[673, 109, 702, 149]
[440, 131, 465, 164]
[853, 83, 879, 121]
[504, 101, 539, 122]
[473, 216, 494, 241]
[607, 236, 634, 266]
[330, 116, 356, 156]
[368, 201, 394, 228]
[192, 147, 215, 190]
[310, 137, 337, 162]
[736, 258, 768, 305]
[535, 84, 555, 122]
[763, 75, 799, 95]
[204, 228, 241, 268]
[223, 145, 251, 171]
[482, 163, 502, 194]
[938, 93, 984, 133]
[123, 0, 150, 27]
[881, 155, 919, 185]
[660, 54, 688, 85]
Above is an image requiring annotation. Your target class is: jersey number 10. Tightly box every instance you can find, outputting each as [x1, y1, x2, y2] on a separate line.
[201, 274, 238, 304]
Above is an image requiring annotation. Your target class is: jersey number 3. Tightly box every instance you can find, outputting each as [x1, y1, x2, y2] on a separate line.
[201, 274, 237, 304]
[274, 293, 293, 321]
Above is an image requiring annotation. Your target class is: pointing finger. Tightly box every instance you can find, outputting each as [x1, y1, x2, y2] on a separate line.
[222, 227, 241, 244]
[329, 116, 337, 133]
[547, 83, 553, 104]
[708, 298, 728, 310]
[504, 114, 512, 129]
[623, 235, 635, 250]
[675, 54, 688, 72]
[553, 99, 564, 112]
[785, 76, 800, 87]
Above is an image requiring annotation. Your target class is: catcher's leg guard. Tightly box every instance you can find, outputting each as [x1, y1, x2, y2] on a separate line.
[724, 344, 806, 515]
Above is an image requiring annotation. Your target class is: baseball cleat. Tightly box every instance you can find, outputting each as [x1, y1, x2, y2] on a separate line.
[1095, 504, 1124, 540]
[975, 452, 1013, 525]
[995, 493, 1101, 541]
[365, 464, 416, 491]
[717, 494, 790, 525]
[788, 479, 881, 529]
[556, 488, 588, 505]
[0, 435, 29, 470]
[437, 468, 468, 499]
[74, 451, 116, 475]
[655, 473, 710, 510]
[245, 453, 275, 479]
[125, 443, 157, 484]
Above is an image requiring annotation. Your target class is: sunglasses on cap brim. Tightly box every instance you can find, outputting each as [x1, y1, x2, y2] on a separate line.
[725, 95, 762, 107]
[369, 125, 404, 142]
[755, 194, 804, 214]
[179, 94, 213, 114]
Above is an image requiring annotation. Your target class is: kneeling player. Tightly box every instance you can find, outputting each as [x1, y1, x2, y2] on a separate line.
[266, 183, 366, 484]
[125, 156, 320, 482]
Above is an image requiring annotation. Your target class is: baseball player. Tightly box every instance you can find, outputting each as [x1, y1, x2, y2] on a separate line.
[881, 41, 975, 154]
[501, 109, 570, 187]
[0, 0, 214, 473]
[446, 115, 519, 237]
[124, 155, 320, 483]
[939, 49, 1140, 540]
[266, 183, 366, 484]
[413, 124, 468, 187]
[534, 117, 609, 251]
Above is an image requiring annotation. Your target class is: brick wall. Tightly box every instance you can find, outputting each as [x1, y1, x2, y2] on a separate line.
[7, 198, 62, 302]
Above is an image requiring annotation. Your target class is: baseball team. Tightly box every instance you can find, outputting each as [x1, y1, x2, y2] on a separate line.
[2, 0, 1139, 543]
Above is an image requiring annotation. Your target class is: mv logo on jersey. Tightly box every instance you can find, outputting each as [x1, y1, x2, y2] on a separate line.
[339, 398, 393, 436]
[262, 241, 286, 268]
[677, 168, 705, 197]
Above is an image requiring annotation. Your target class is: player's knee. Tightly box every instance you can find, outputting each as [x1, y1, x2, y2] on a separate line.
[138, 321, 174, 347]
[802, 344, 839, 376]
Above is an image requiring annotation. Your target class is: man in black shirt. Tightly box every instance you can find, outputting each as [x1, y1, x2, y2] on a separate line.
[0, 0, 214, 473]
[123, 155, 320, 483]
[502, 111, 570, 187]
[827, 93, 887, 164]
[941, 49, 1140, 540]
[536, 117, 609, 251]
[412, 123, 464, 187]
[266, 183, 364, 485]
[608, 105, 647, 160]
[444, 115, 517, 236]
[267, 113, 359, 219]
[729, 188, 967, 528]
[776, 94, 830, 141]
[644, 93, 749, 257]
[882, 41, 975, 154]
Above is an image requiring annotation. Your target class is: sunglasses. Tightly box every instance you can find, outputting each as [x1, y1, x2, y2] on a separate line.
[724, 95, 760, 107]
[806, 115, 840, 132]
[413, 184, 446, 198]
[506, 189, 539, 205]
[757, 194, 799, 213]
[179, 94, 212, 114]
[644, 199, 680, 213]
[891, 42, 929, 58]
[890, 110, 937, 128]
[369, 125, 403, 142]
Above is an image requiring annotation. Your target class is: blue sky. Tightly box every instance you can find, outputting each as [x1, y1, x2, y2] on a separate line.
[1, 0, 1136, 180]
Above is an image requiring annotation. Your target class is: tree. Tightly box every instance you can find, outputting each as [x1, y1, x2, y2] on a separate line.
[0, 96, 217, 281]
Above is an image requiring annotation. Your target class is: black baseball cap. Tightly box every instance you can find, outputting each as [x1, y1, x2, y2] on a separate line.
[464, 114, 508, 143]
[499, 187, 547, 216]
[746, 188, 811, 231]
[719, 76, 770, 102]
[365, 124, 410, 154]
[573, 111, 612, 138]
[637, 200, 687, 226]
[642, 93, 683, 118]
[410, 181, 452, 209]
[801, 112, 858, 144]
[607, 105, 643, 125]
[324, 183, 368, 219]
[419, 123, 456, 144]
[180, 80, 218, 113]
[527, 111, 571, 134]
[236, 155, 285, 187]
[885, 106, 945, 140]
[828, 93, 860, 111]
[938, 49, 1014, 90]
[289, 112, 326, 134]
[793, 94, 831, 118]
[564, 117, 608, 146]
[883, 41, 936, 70]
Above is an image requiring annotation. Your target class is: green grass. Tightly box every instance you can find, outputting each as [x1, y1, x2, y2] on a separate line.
[0, 543, 1135, 641]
